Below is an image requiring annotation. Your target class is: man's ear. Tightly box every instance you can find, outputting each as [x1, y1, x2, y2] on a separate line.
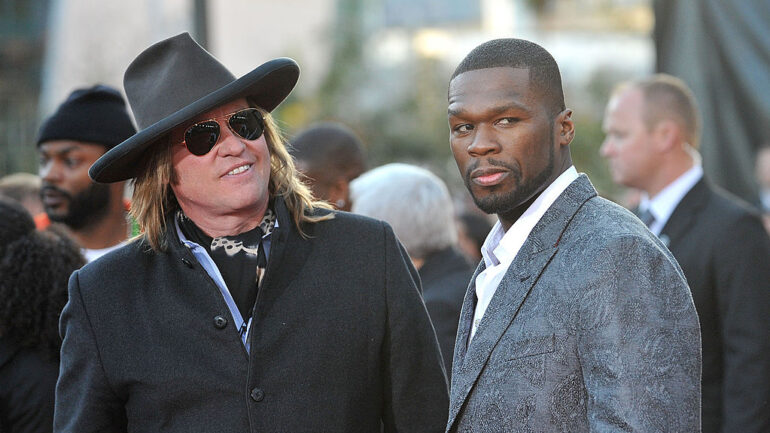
[557, 109, 575, 147]
[327, 176, 351, 210]
[653, 120, 680, 152]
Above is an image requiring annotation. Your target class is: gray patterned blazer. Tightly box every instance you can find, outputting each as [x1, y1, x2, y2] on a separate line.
[447, 175, 701, 433]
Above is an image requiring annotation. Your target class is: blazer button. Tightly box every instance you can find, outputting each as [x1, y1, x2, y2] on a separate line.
[250, 387, 265, 402]
[181, 258, 194, 269]
[213, 315, 228, 329]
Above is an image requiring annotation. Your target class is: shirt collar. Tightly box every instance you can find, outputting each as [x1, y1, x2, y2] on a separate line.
[481, 166, 579, 268]
[640, 163, 703, 227]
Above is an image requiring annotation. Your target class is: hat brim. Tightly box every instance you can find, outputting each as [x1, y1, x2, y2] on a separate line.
[89, 58, 299, 183]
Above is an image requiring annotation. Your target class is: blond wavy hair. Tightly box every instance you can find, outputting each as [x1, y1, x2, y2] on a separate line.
[129, 107, 332, 252]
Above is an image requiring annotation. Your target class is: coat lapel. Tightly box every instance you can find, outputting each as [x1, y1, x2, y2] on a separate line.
[659, 178, 708, 250]
[250, 198, 317, 329]
[446, 175, 596, 431]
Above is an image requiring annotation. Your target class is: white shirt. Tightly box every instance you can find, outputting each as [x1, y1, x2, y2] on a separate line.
[638, 163, 703, 236]
[83, 241, 128, 263]
[469, 166, 579, 342]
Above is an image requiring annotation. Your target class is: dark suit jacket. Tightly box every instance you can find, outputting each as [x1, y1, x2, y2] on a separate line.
[419, 247, 474, 377]
[658, 178, 770, 433]
[447, 175, 702, 432]
[54, 198, 449, 433]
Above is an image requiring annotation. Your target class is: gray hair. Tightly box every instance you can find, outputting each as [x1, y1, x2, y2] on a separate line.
[350, 163, 456, 260]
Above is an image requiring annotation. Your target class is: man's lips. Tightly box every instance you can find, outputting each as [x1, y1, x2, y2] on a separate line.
[470, 167, 509, 187]
[41, 189, 69, 207]
[222, 163, 253, 177]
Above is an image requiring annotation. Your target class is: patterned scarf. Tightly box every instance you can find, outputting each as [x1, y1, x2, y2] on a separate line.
[178, 208, 276, 319]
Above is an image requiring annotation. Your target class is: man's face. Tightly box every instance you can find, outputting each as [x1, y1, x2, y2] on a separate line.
[448, 67, 563, 217]
[38, 140, 111, 229]
[170, 98, 271, 222]
[600, 87, 658, 190]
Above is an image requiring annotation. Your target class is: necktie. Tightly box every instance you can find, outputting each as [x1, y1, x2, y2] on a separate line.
[638, 208, 656, 228]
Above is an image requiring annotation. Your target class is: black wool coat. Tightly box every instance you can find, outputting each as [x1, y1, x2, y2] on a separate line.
[54, 198, 449, 432]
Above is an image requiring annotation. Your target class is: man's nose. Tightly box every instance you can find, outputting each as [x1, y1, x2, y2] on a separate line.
[216, 125, 247, 156]
[599, 137, 613, 157]
[40, 160, 61, 183]
[467, 126, 500, 157]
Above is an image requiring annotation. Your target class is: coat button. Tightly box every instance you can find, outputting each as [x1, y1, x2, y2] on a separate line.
[181, 258, 194, 268]
[250, 387, 264, 402]
[213, 315, 228, 329]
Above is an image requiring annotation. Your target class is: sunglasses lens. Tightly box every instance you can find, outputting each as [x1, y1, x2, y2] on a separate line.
[185, 121, 220, 155]
[228, 108, 264, 140]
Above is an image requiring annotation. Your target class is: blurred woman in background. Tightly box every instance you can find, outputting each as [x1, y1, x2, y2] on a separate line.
[0, 197, 85, 433]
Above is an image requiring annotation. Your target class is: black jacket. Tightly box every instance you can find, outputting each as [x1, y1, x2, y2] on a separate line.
[0, 339, 58, 433]
[54, 199, 449, 432]
[657, 178, 770, 433]
[419, 247, 473, 377]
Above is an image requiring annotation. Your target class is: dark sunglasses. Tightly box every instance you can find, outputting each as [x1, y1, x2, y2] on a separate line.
[182, 108, 265, 156]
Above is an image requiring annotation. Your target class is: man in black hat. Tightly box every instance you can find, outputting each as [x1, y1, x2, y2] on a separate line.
[36, 85, 137, 262]
[54, 33, 448, 432]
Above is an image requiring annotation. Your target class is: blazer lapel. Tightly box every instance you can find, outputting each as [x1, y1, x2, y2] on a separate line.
[446, 175, 596, 431]
[451, 261, 485, 376]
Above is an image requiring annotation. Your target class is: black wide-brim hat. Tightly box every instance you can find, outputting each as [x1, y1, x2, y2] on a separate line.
[89, 32, 299, 183]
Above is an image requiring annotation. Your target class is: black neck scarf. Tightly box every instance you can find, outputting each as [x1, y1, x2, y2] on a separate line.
[178, 208, 276, 320]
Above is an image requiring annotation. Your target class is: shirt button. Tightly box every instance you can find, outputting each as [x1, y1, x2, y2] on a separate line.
[213, 315, 228, 329]
[250, 387, 265, 402]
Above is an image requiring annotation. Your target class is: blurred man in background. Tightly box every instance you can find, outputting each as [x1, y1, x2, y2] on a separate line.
[36, 85, 137, 262]
[601, 73, 770, 433]
[0, 172, 43, 216]
[290, 122, 366, 211]
[351, 163, 473, 376]
[454, 210, 492, 263]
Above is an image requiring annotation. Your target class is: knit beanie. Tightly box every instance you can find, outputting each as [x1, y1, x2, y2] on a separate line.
[36, 85, 136, 149]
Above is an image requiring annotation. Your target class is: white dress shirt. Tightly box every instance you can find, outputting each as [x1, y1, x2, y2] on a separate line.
[638, 163, 703, 236]
[469, 166, 579, 342]
[83, 241, 128, 263]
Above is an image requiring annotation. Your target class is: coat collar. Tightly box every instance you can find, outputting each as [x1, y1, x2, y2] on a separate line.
[249, 198, 318, 331]
[658, 177, 709, 249]
[446, 174, 596, 431]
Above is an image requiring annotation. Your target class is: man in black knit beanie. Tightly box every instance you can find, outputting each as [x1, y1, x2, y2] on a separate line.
[36, 85, 137, 262]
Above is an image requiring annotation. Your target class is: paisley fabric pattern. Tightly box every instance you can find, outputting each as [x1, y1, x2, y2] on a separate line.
[447, 175, 701, 433]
